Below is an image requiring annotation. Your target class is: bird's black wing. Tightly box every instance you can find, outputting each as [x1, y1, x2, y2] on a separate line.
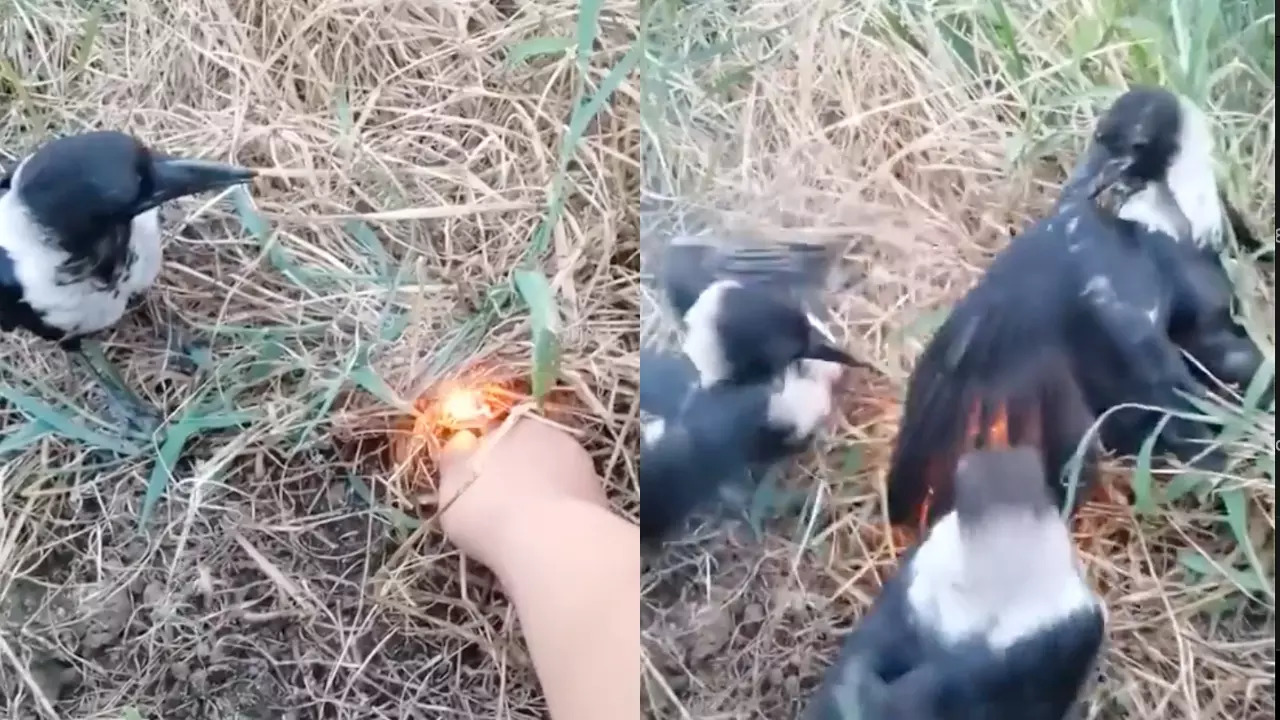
[639, 347, 698, 420]
[659, 234, 842, 322]
[1060, 217, 1230, 467]
[804, 549, 939, 720]
[886, 228, 1100, 530]
[638, 374, 771, 542]
[0, 247, 63, 340]
[918, 607, 1105, 720]
[1139, 228, 1270, 394]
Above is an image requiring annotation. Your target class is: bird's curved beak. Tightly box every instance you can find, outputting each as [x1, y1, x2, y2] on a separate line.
[803, 328, 860, 368]
[1072, 145, 1134, 205]
[132, 156, 257, 216]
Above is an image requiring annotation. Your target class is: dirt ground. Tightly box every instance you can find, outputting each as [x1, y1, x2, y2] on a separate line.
[1, 1, 638, 719]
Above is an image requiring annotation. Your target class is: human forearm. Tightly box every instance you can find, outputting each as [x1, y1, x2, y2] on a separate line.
[488, 497, 640, 720]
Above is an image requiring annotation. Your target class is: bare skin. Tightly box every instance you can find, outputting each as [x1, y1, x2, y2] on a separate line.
[437, 417, 640, 720]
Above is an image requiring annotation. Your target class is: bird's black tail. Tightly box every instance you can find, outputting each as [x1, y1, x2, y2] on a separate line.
[886, 314, 1100, 533]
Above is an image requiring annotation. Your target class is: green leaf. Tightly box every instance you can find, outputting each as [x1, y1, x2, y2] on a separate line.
[335, 85, 354, 136]
[1219, 486, 1271, 598]
[71, 5, 104, 77]
[139, 410, 254, 528]
[349, 366, 411, 411]
[1131, 414, 1173, 516]
[506, 36, 574, 68]
[343, 219, 393, 277]
[1161, 470, 1210, 504]
[0, 420, 52, 455]
[985, 0, 1028, 80]
[840, 446, 863, 477]
[513, 269, 561, 401]
[1178, 549, 1271, 594]
[575, 0, 603, 73]
[0, 386, 144, 455]
[1211, 359, 1273, 448]
[230, 187, 335, 291]
[347, 474, 421, 533]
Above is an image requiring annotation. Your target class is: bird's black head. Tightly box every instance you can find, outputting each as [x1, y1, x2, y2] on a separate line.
[1, 130, 255, 251]
[1066, 86, 1191, 206]
[685, 280, 858, 385]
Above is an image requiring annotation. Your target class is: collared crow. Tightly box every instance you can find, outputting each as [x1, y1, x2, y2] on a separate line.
[805, 444, 1106, 720]
[639, 236, 869, 542]
[0, 130, 255, 434]
[886, 86, 1270, 533]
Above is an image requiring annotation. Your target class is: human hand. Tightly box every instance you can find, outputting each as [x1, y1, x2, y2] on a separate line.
[435, 416, 605, 569]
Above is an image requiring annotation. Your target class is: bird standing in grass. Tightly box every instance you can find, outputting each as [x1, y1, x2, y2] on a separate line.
[885, 85, 1270, 534]
[805, 438, 1107, 720]
[0, 130, 256, 435]
[639, 235, 868, 543]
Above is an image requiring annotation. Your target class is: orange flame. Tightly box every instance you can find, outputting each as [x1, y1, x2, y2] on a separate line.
[987, 403, 1009, 448]
[430, 384, 503, 432]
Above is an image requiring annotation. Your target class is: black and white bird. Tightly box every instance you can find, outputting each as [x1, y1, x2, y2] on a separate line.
[804, 445, 1106, 720]
[885, 85, 1270, 533]
[639, 236, 869, 542]
[0, 131, 256, 434]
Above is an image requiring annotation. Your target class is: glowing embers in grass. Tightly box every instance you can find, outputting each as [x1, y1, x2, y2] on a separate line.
[390, 375, 523, 497]
[420, 382, 508, 434]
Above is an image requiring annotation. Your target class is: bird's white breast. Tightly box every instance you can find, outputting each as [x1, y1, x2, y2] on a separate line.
[907, 512, 1102, 651]
[0, 195, 162, 337]
[767, 363, 836, 442]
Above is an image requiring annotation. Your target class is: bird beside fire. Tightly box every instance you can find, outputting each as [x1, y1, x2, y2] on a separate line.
[639, 235, 869, 543]
[885, 85, 1270, 534]
[0, 130, 256, 435]
[804, 435, 1107, 720]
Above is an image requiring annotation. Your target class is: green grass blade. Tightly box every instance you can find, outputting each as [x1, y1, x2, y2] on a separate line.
[0, 420, 52, 455]
[513, 269, 560, 402]
[1162, 470, 1211, 504]
[1219, 486, 1273, 599]
[343, 219, 393, 277]
[347, 474, 421, 534]
[0, 386, 143, 455]
[507, 36, 574, 67]
[1131, 415, 1174, 516]
[71, 5, 104, 78]
[139, 409, 254, 528]
[575, 0, 604, 73]
[1179, 550, 1271, 595]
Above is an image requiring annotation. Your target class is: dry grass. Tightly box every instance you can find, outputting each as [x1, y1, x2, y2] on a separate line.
[1, 1, 639, 718]
[640, 1, 1274, 719]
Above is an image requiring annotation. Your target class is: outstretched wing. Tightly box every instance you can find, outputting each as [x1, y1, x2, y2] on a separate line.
[659, 233, 844, 322]
[886, 232, 1100, 533]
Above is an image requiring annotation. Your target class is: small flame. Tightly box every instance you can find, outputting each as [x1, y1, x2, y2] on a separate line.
[440, 388, 488, 424]
[429, 383, 504, 433]
[987, 404, 1009, 448]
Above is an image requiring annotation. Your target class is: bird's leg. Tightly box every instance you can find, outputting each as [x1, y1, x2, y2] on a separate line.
[70, 342, 164, 437]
